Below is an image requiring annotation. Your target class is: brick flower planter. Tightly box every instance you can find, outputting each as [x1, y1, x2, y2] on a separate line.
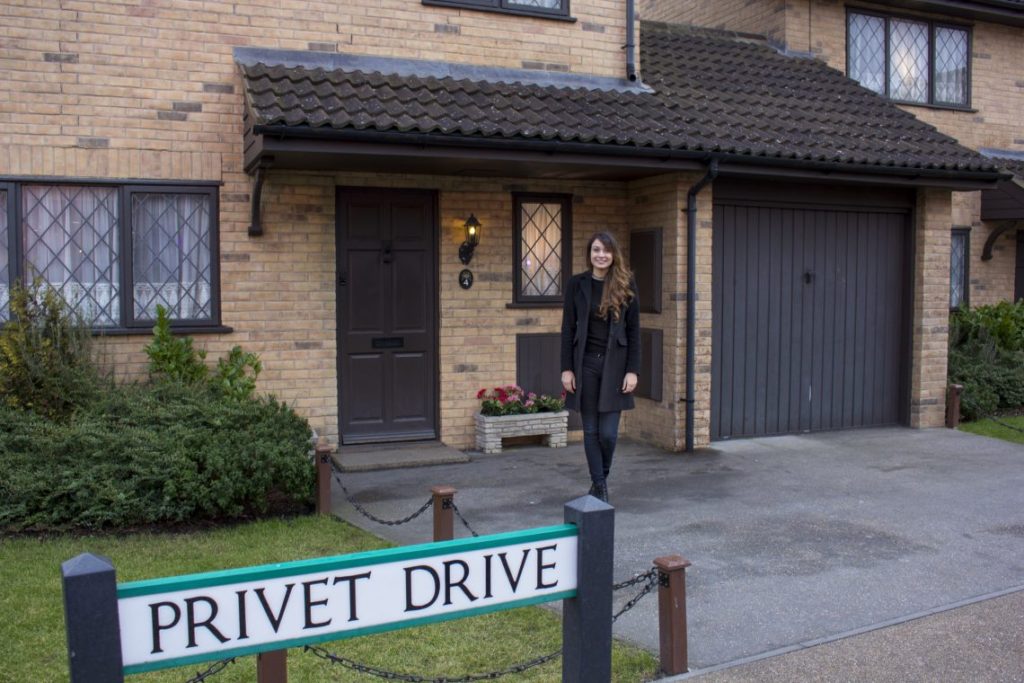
[474, 411, 569, 454]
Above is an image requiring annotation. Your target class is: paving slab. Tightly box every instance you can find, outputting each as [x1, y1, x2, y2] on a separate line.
[329, 427, 1024, 673]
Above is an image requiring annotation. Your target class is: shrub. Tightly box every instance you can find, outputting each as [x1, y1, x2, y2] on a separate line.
[949, 300, 1024, 420]
[144, 304, 209, 385]
[0, 280, 103, 418]
[0, 382, 314, 531]
[214, 346, 263, 400]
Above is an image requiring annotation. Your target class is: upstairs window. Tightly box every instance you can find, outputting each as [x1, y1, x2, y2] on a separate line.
[848, 10, 970, 108]
[0, 180, 219, 330]
[423, 0, 570, 20]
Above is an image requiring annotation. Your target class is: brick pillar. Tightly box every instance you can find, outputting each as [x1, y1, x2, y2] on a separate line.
[910, 188, 952, 428]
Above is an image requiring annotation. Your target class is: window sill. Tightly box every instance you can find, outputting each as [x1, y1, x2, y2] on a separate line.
[93, 325, 234, 337]
[506, 302, 563, 309]
[890, 100, 976, 114]
[422, 0, 575, 22]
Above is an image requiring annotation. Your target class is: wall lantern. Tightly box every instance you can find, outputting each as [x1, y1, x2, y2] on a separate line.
[459, 214, 482, 264]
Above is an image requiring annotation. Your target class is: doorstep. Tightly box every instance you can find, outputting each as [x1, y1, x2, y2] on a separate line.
[335, 440, 471, 472]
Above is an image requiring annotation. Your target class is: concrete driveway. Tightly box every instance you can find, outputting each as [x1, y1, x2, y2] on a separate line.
[330, 427, 1024, 672]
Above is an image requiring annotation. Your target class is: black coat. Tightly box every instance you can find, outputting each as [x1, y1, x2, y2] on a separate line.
[560, 272, 641, 413]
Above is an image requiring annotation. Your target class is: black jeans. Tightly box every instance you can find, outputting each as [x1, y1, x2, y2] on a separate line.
[579, 351, 621, 487]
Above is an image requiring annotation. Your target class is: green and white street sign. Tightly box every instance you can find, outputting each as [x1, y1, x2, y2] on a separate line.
[115, 524, 578, 674]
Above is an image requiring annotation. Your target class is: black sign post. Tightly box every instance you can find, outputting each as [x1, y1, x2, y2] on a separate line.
[562, 495, 614, 683]
[62, 553, 124, 683]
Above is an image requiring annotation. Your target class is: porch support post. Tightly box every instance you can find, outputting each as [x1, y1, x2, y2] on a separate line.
[315, 439, 332, 515]
[431, 485, 456, 542]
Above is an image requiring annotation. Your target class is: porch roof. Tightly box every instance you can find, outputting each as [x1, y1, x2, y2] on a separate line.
[981, 156, 1024, 222]
[238, 22, 1005, 186]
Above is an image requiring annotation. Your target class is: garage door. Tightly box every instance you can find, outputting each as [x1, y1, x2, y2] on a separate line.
[711, 184, 912, 440]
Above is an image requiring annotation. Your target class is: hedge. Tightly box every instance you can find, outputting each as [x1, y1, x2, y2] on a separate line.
[0, 382, 314, 532]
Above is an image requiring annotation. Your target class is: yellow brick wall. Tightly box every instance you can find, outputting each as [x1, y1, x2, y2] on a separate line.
[624, 174, 685, 449]
[0, 0, 642, 448]
[953, 192, 1020, 307]
[638, 0, 786, 43]
[911, 188, 953, 428]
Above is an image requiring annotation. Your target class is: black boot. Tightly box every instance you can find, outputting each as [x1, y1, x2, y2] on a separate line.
[594, 482, 609, 503]
[588, 482, 598, 498]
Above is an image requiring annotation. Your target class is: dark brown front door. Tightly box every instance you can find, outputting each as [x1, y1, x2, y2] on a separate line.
[336, 188, 437, 444]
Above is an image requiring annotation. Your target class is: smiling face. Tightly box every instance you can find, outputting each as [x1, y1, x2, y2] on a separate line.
[589, 238, 614, 275]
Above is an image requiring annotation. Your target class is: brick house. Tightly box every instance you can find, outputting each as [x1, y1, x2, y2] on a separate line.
[0, 0, 1017, 453]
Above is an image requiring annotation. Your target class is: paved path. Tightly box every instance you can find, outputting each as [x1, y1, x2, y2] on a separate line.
[330, 427, 1024, 677]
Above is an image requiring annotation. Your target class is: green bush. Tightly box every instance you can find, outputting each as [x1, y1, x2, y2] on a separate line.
[214, 345, 263, 400]
[0, 382, 314, 531]
[949, 300, 1024, 420]
[144, 304, 209, 385]
[0, 280, 104, 418]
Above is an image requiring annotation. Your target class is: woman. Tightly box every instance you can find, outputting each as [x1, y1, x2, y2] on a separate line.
[560, 232, 640, 503]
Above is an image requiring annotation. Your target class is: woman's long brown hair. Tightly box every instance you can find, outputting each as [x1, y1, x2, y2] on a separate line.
[586, 232, 633, 322]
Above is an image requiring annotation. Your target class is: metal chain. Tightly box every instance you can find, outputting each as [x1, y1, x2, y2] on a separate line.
[305, 644, 561, 682]
[612, 568, 657, 592]
[182, 657, 235, 683]
[990, 416, 1024, 434]
[330, 460, 433, 527]
[451, 501, 480, 537]
[612, 570, 659, 623]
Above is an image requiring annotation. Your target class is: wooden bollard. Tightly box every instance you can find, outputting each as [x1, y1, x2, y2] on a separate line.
[946, 384, 963, 428]
[432, 486, 457, 542]
[257, 649, 287, 683]
[654, 554, 693, 675]
[315, 439, 332, 515]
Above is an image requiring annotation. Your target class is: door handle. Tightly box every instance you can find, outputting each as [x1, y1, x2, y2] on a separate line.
[381, 241, 394, 264]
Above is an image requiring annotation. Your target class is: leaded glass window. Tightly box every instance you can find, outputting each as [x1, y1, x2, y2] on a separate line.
[935, 26, 968, 106]
[422, 0, 568, 18]
[132, 192, 213, 322]
[847, 11, 970, 108]
[507, 0, 562, 9]
[22, 185, 120, 326]
[950, 229, 969, 310]
[515, 195, 570, 304]
[848, 13, 885, 95]
[0, 181, 219, 330]
[889, 19, 929, 103]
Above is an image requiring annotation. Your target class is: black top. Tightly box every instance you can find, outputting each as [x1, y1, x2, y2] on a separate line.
[585, 277, 609, 355]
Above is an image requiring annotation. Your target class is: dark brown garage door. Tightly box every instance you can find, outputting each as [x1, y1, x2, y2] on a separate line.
[336, 188, 437, 444]
[712, 183, 912, 440]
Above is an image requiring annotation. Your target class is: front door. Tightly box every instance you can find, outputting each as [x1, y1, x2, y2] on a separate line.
[336, 188, 437, 444]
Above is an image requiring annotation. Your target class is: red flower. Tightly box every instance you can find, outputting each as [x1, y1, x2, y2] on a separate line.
[476, 388, 487, 399]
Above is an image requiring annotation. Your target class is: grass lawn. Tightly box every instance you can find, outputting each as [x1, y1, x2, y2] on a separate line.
[959, 415, 1024, 445]
[0, 515, 658, 682]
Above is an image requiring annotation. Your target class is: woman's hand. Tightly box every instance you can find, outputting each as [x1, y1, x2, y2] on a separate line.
[561, 370, 576, 394]
[621, 372, 638, 394]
